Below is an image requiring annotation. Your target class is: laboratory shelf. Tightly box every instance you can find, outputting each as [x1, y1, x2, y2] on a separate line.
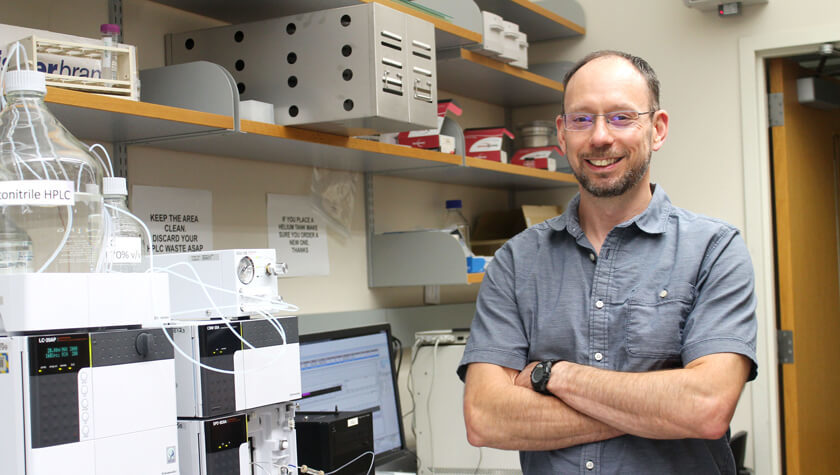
[150, 0, 481, 49]
[473, 0, 586, 41]
[45, 87, 232, 143]
[150, 0, 586, 49]
[369, 230, 472, 286]
[437, 49, 565, 106]
[45, 87, 577, 189]
[379, 155, 575, 190]
[159, 119, 462, 174]
[369, 230, 488, 287]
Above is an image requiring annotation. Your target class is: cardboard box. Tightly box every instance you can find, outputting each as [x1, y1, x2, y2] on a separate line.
[471, 205, 563, 256]
[397, 99, 461, 152]
[464, 127, 514, 163]
[510, 146, 571, 173]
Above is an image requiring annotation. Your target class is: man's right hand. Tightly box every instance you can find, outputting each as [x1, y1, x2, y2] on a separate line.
[514, 361, 542, 390]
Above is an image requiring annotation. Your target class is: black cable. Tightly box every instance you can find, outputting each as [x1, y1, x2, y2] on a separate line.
[391, 335, 403, 374]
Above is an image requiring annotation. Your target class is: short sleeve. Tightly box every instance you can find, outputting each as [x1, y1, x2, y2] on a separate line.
[681, 228, 758, 381]
[457, 242, 531, 381]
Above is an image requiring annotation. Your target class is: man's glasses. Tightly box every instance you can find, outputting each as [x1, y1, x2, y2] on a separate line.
[562, 110, 656, 131]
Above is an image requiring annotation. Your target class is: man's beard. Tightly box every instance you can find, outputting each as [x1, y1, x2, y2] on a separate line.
[573, 149, 652, 198]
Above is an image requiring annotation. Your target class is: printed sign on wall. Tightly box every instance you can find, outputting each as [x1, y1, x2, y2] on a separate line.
[267, 194, 329, 277]
[131, 185, 213, 254]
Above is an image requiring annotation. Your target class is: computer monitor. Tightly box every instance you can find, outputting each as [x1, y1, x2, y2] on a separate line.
[298, 324, 410, 466]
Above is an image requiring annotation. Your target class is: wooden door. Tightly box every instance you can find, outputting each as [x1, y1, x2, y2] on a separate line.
[768, 57, 840, 474]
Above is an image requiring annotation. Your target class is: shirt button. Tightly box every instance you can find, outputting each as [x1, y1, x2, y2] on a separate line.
[594, 352, 603, 361]
[586, 460, 595, 470]
[659, 289, 668, 298]
[595, 300, 604, 309]
[589, 253, 596, 262]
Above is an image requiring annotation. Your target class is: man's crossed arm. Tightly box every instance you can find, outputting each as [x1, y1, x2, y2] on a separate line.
[463, 353, 750, 451]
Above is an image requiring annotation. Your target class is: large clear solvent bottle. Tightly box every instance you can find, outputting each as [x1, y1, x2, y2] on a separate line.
[0, 69, 106, 272]
[103, 177, 147, 272]
[444, 199, 471, 252]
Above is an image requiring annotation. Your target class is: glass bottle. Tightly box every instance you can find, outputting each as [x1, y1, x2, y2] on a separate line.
[100, 23, 120, 81]
[103, 177, 147, 272]
[0, 212, 33, 273]
[0, 69, 106, 272]
[444, 199, 470, 251]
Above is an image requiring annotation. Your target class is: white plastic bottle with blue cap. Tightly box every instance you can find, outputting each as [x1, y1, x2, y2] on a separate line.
[444, 199, 470, 252]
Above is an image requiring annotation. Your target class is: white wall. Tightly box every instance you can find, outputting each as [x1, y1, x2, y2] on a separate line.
[531, 0, 840, 224]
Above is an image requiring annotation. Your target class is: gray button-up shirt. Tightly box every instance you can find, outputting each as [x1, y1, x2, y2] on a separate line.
[458, 185, 757, 474]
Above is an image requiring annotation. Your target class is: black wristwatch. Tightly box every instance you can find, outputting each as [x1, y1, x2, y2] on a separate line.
[530, 360, 555, 395]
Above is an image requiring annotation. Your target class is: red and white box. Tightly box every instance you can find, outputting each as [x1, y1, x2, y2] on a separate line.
[510, 146, 570, 172]
[464, 127, 514, 163]
[397, 99, 462, 153]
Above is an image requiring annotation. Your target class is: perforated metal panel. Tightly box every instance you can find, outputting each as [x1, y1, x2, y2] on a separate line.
[166, 3, 437, 135]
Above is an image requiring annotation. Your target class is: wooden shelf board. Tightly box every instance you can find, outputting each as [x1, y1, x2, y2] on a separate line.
[368, 0, 482, 48]
[149, 0, 360, 24]
[464, 156, 577, 184]
[375, 156, 575, 189]
[149, 124, 460, 174]
[44, 89, 571, 189]
[437, 49, 564, 106]
[473, 0, 585, 41]
[45, 87, 232, 143]
[240, 120, 461, 167]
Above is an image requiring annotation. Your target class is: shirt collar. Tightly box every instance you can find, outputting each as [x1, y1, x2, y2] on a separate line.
[547, 184, 671, 235]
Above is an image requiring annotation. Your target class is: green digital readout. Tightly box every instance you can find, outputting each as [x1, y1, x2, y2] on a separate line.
[30, 334, 90, 376]
[45, 346, 80, 359]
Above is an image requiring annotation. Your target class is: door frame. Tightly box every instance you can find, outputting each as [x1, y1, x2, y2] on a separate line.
[739, 23, 840, 475]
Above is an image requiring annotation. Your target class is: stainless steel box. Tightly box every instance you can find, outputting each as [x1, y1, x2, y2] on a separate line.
[166, 3, 437, 136]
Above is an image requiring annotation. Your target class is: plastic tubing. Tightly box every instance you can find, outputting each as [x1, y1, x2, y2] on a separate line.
[159, 316, 290, 376]
[6, 107, 46, 180]
[88, 143, 114, 177]
[35, 204, 73, 273]
[157, 261, 254, 350]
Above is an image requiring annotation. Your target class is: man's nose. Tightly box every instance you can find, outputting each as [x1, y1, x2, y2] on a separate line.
[589, 116, 615, 147]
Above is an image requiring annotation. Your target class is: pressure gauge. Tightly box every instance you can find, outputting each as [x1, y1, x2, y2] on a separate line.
[237, 256, 255, 284]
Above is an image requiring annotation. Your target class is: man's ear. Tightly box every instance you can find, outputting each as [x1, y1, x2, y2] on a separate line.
[651, 109, 669, 151]
[555, 115, 566, 155]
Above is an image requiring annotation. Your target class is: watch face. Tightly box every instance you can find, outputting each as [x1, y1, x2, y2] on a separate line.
[531, 363, 546, 384]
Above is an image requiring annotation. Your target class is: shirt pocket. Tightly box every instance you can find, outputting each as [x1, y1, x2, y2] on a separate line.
[624, 282, 697, 359]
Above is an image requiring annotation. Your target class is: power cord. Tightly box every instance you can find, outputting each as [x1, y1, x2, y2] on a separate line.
[391, 335, 403, 375]
[424, 339, 440, 473]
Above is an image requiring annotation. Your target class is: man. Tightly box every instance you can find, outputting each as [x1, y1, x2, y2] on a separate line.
[457, 50, 757, 474]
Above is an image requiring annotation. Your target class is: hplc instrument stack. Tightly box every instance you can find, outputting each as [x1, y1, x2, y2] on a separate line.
[0, 50, 178, 475]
